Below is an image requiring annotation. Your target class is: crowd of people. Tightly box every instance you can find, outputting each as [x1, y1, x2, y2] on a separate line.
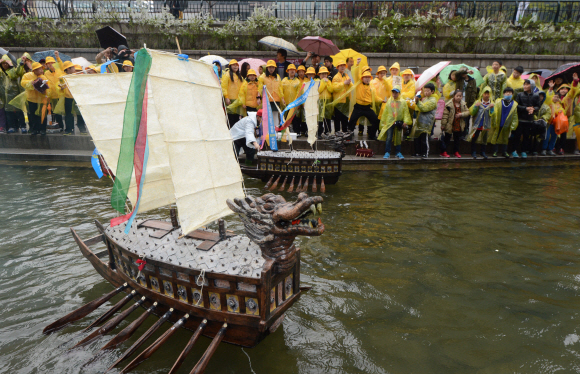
[0, 47, 134, 135]
[2, 45, 579, 161]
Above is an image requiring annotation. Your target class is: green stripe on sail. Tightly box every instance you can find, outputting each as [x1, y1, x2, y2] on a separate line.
[110, 49, 152, 213]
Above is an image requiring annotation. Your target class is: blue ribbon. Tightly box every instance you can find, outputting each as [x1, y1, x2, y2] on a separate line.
[279, 78, 316, 124]
[100, 59, 118, 74]
[263, 87, 278, 151]
[91, 148, 104, 179]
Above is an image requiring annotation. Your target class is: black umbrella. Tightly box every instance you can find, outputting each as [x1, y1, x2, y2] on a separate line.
[542, 62, 580, 89]
[31, 50, 72, 62]
[523, 69, 552, 79]
[0, 47, 17, 66]
[96, 26, 128, 50]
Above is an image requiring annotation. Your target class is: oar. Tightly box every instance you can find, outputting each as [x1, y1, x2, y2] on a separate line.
[105, 308, 174, 372]
[43, 283, 128, 334]
[167, 319, 207, 374]
[190, 323, 228, 374]
[287, 176, 295, 192]
[120, 314, 190, 374]
[264, 175, 274, 189]
[312, 176, 317, 192]
[73, 297, 146, 348]
[269, 175, 281, 191]
[100, 302, 157, 351]
[84, 290, 136, 332]
[320, 176, 326, 193]
[278, 176, 288, 191]
[302, 176, 309, 192]
[295, 176, 303, 192]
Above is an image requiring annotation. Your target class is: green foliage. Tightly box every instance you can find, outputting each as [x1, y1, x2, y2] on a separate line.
[1, 8, 580, 55]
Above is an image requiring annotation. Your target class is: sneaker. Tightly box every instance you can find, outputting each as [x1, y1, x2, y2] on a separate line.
[454, 152, 462, 158]
[63, 131, 73, 136]
[472, 152, 477, 159]
[80, 131, 88, 135]
[0, 127, 5, 133]
[481, 152, 488, 160]
[421, 154, 428, 159]
[383, 152, 390, 159]
[440, 152, 450, 158]
[503, 152, 510, 158]
[492, 152, 498, 157]
[548, 150, 557, 156]
[20, 128, 27, 134]
[396, 152, 404, 159]
[558, 148, 564, 155]
[532, 151, 538, 156]
[574, 150, 580, 155]
[511, 151, 519, 158]
[7, 128, 15, 133]
[521, 152, 527, 158]
[540, 150, 547, 156]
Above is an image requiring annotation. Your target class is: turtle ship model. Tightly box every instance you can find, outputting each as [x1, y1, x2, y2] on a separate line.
[43, 49, 326, 374]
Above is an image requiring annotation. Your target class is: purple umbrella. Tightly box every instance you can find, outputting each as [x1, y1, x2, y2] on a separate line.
[297, 36, 340, 56]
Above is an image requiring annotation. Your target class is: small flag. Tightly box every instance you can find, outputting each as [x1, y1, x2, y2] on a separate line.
[91, 148, 104, 178]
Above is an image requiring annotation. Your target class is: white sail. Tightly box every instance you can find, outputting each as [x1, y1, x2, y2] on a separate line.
[304, 80, 320, 146]
[64, 73, 176, 212]
[147, 50, 244, 235]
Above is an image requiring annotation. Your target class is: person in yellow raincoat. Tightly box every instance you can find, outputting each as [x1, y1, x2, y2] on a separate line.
[352, 61, 379, 135]
[332, 60, 353, 132]
[317, 66, 334, 135]
[347, 69, 380, 139]
[221, 59, 243, 128]
[21, 61, 51, 135]
[384, 62, 400, 96]
[546, 73, 579, 154]
[468, 86, 494, 159]
[506, 66, 525, 96]
[480, 60, 507, 100]
[258, 60, 283, 127]
[43, 53, 65, 132]
[378, 86, 412, 159]
[58, 61, 87, 135]
[281, 64, 304, 136]
[400, 69, 416, 100]
[368, 66, 388, 134]
[122, 60, 134, 72]
[409, 83, 438, 158]
[489, 87, 518, 158]
[1, 54, 26, 133]
[228, 68, 260, 117]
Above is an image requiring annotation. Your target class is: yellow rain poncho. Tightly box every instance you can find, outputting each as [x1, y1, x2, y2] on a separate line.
[467, 87, 494, 143]
[506, 74, 525, 96]
[281, 76, 301, 106]
[400, 69, 416, 100]
[44, 57, 64, 101]
[227, 79, 260, 117]
[332, 70, 353, 116]
[1, 60, 25, 112]
[480, 67, 507, 100]
[573, 92, 580, 149]
[378, 96, 412, 143]
[21, 71, 50, 104]
[442, 81, 457, 102]
[384, 62, 401, 98]
[410, 94, 438, 136]
[221, 71, 243, 115]
[318, 77, 334, 119]
[258, 73, 283, 103]
[489, 98, 518, 145]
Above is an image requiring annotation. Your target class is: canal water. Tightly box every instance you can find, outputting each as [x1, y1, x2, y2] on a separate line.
[1, 161, 579, 374]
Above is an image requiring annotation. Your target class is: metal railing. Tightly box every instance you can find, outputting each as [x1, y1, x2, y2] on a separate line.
[1, 0, 579, 23]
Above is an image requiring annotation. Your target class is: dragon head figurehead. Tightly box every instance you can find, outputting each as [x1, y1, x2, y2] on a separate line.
[226, 193, 324, 273]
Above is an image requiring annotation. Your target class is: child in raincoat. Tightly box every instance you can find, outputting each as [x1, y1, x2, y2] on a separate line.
[489, 87, 518, 158]
[468, 86, 495, 159]
[384, 62, 400, 95]
[409, 82, 438, 158]
[281, 64, 303, 136]
[20, 61, 51, 135]
[506, 66, 525, 96]
[366, 66, 388, 135]
[400, 69, 416, 101]
[258, 60, 283, 128]
[43, 53, 65, 131]
[221, 59, 243, 129]
[347, 69, 380, 140]
[0, 54, 26, 133]
[481, 60, 507, 101]
[378, 86, 412, 160]
[546, 73, 579, 154]
[228, 69, 260, 117]
[317, 66, 334, 135]
[440, 89, 470, 158]
[331, 60, 353, 133]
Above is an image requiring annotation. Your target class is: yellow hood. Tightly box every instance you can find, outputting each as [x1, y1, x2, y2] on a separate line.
[390, 62, 400, 74]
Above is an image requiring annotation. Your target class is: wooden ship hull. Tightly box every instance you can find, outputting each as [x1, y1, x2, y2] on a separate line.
[73, 220, 303, 348]
[241, 150, 343, 186]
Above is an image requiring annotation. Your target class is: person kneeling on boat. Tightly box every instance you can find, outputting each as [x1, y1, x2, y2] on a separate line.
[231, 109, 262, 166]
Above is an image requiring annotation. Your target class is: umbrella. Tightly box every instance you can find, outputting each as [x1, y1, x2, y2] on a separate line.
[297, 36, 340, 56]
[72, 57, 91, 70]
[0, 48, 17, 66]
[415, 61, 451, 92]
[439, 63, 483, 87]
[258, 36, 300, 55]
[523, 69, 552, 79]
[238, 58, 266, 73]
[199, 55, 228, 67]
[31, 50, 72, 62]
[542, 62, 580, 89]
[96, 26, 127, 50]
[330, 49, 367, 69]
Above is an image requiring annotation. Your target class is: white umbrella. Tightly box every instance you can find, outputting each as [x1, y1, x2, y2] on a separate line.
[199, 55, 228, 66]
[72, 57, 91, 70]
[415, 61, 451, 92]
[258, 36, 300, 55]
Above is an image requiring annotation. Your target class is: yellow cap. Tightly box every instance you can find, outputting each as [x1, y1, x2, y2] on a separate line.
[31, 62, 43, 71]
[336, 60, 346, 67]
[319, 67, 329, 74]
[122, 60, 133, 67]
[45, 56, 56, 64]
[376, 66, 387, 74]
[401, 68, 414, 76]
[74, 64, 83, 71]
[296, 65, 306, 72]
[286, 64, 296, 71]
[306, 67, 316, 75]
[229, 59, 238, 65]
[247, 69, 257, 76]
[62, 61, 74, 71]
[266, 60, 276, 68]
[362, 70, 372, 78]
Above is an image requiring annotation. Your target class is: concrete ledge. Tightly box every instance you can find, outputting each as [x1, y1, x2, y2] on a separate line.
[0, 148, 92, 162]
[0, 133, 94, 150]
